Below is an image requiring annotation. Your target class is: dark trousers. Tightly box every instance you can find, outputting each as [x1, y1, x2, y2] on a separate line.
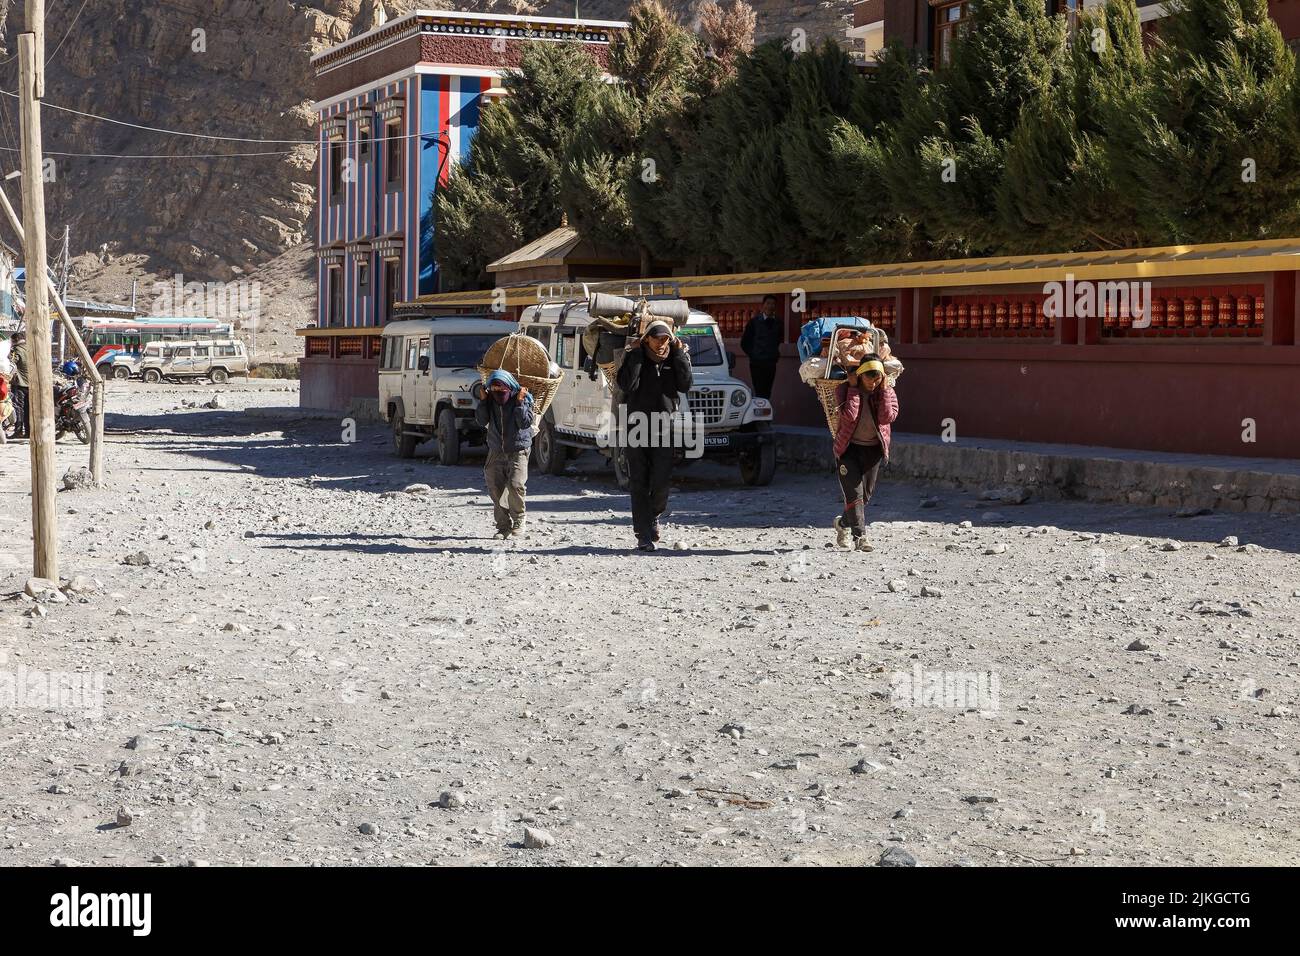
[749, 361, 778, 401]
[625, 445, 674, 541]
[12, 385, 28, 438]
[837, 442, 884, 535]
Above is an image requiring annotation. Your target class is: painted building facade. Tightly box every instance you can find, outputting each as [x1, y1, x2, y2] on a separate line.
[306, 8, 626, 409]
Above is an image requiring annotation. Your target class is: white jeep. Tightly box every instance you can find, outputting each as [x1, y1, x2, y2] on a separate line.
[517, 286, 776, 486]
[378, 316, 516, 464]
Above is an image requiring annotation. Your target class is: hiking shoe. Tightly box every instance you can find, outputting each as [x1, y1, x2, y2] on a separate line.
[494, 528, 511, 540]
[511, 519, 527, 536]
[833, 516, 852, 549]
[636, 539, 657, 552]
[854, 535, 874, 552]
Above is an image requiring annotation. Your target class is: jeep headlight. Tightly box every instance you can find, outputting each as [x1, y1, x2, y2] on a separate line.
[730, 388, 748, 408]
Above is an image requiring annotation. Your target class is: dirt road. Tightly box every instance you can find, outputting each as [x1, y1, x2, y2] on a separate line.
[1, 381, 1297, 866]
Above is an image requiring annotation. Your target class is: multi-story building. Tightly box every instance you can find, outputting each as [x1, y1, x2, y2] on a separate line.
[304, 8, 626, 409]
[849, 0, 1300, 64]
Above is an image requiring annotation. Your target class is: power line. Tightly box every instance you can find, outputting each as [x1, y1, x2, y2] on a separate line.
[0, 144, 299, 158]
[0, 89, 457, 146]
[0, 0, 63, 66]
[46, 0, 92, 68]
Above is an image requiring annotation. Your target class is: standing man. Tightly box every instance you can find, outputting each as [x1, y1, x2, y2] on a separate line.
[472, 370, 534, 539]
[9, 331, 29, 440]
[740, 293, 782, 402]
[616, 320, 693, 552]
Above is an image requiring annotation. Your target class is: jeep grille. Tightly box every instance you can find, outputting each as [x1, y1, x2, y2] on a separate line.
[688, 388, 726, 426]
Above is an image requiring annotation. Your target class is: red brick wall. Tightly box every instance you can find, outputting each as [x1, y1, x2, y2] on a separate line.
[1269, 0, 1300, 40]
[317, 35, 613, 101]
[316, 35, 425, 102]
[855, 0, 885, 28]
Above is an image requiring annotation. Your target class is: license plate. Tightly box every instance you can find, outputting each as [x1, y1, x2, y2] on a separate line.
[704, 435, 730, 447]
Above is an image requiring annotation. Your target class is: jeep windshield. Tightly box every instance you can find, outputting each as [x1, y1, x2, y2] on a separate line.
[434, 333, 501, 369]
[678, 326, 723, 366]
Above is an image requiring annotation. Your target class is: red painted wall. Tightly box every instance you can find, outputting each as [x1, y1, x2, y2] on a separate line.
[1269, 0, 1300, 41]
[301, 356, 378, 412]
[898, 344, 1300, 458]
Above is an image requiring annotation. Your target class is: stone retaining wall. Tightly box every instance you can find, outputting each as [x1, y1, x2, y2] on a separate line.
[774, 428, 1300, 515]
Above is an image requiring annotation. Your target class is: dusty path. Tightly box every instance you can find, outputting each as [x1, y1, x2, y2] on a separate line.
[1, 381, 1298, 866]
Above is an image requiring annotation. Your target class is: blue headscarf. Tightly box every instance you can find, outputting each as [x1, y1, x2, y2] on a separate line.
[486, 369, 534, 407]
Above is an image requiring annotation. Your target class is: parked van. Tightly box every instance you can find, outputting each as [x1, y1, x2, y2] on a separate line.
[378, 315, 515, 464]
[138, 339, 249, 383]
[518, 285, 776, 486]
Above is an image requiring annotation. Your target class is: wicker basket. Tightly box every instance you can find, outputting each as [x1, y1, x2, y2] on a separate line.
[597, 361, 619, 390]
[811, 377, 844, 436]
[477, 333, 565, 419]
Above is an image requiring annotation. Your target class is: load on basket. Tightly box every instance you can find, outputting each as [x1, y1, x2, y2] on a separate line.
[477, 333, 565, 418]
[797, 315, 905, 436]
[582, 293, 691, 389]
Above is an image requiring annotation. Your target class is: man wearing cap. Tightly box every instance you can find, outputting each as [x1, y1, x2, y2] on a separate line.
[472, 369, 535, 539]
[616, 319, 693, 552]
[831, 353, 899, 551]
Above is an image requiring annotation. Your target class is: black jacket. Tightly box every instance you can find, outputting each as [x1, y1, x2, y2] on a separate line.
[741, 312, 782, 363]
[616, 344, 693, 415]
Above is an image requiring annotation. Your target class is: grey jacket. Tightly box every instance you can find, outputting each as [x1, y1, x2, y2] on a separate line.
[474, 389, 534, 454]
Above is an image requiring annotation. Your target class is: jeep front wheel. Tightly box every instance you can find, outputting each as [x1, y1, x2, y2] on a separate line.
[739, 423, 777, 486]
[533, 416, 567, 476]
[393, 411, 417, 459]
[436, 407, 460, 466]
[612, 447, 631, 491]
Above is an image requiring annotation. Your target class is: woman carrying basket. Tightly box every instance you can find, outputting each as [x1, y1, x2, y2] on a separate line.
[472, 370, 535, 539]
[832, 353, 898, 552]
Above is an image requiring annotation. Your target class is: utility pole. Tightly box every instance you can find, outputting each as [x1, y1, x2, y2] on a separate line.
[18, 5, 56, 581]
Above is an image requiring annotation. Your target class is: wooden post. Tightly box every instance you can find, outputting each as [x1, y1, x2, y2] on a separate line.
[0, 184, 105, 486]
[18, 24, 57, 580]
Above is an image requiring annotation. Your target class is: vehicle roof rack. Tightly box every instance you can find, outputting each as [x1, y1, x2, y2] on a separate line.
[535, 282, 590, 306]
[613, 280, 681, 300]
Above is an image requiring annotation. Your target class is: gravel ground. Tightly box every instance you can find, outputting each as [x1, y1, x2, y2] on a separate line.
[1, 380, 1298, 867]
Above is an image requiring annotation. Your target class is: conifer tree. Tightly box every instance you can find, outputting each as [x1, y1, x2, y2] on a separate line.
[996, 0, 1150, 252]
[1107, 0, 1300, 242]
[559, 0, 701, 263]
[878, 0, 1064, 256]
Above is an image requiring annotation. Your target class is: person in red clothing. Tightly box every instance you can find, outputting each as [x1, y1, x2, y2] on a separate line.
[831, 353, 899, 551]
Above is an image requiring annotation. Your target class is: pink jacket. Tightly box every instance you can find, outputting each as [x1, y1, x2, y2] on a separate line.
[834, 382, 899, 460]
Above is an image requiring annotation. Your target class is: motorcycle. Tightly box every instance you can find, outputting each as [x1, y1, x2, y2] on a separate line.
[54, 376, 91, 444]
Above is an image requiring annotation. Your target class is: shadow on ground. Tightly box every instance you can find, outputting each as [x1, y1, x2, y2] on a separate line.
[103, 407, 1300, 553]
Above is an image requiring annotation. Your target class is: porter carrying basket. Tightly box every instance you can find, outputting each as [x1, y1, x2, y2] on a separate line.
[477, 333, 564, 419]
